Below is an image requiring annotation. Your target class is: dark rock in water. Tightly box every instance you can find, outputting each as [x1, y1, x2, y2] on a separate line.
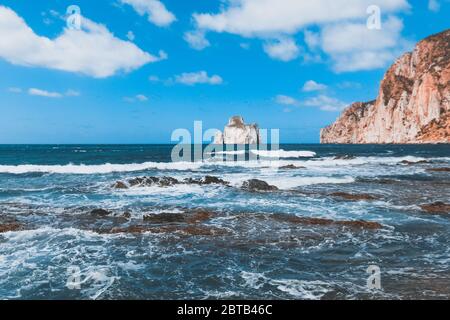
[128, 176, 180, 187]
[426, 167, 450, 172]
[186, 209, 216, 223]
[0, 222, 22, 233]
[399, 160, 430, 165]
[334, 155, 356, 160]
[270, 213, 382, 230]
[184, 176, 229, 186]
[113, 181, 128, 189]
[242, 179, 278, 191]
[420, 202, 450, 214]
[143, 209, 216, 224]
[90, 209, 111, 217]
[95, 224, 229, 236]
[143, 213, 186, 223]
[280, 164, 306, 170]
[122, 211, 132, 219]
[330, 192, 379, 201]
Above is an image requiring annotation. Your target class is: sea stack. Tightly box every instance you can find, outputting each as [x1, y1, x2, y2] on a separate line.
[214, 116, 260, 144]
[321, 29, 450, 144]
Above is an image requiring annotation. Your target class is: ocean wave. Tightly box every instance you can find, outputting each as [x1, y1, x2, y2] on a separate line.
[0, 155, 448, 175]
[209, 149, 316, 158]
[251, 149, 316, 158]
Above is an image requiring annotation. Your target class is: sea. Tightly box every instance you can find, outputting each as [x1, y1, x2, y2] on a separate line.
[0, 144, 449, 300]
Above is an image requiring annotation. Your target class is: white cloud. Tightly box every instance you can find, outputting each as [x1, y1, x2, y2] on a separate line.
[194, 0, 409, 37]
[136, 94, 148, 101]
[65, 89, 81, 97]
[263, 38, 300, 61]
[8, 87, 22, 93]
[303, 95, 347, 112]
[192, 0, 411, 71]
[120, 0, 176, 27]
[27, 88, 81, 98]
[275, 95, 299, 106]
[428, 0, 440, 12]
[149, 75, 161, 82]
[174, 71, 223, 86]
[184, 30, 210, 50]
[240, 43, 251, 50]
[302, 80, 327, 92]
[320, 16, 413, 72]
[0, 6, 160, 78]
[28, 88, 63, 98]
[124, 94, 149, 103]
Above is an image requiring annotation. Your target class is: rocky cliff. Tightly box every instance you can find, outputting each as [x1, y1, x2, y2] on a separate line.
[321, 29, 450, 144]
[214, 116, 260, 144]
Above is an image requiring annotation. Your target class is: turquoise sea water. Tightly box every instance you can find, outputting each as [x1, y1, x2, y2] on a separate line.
[0, 144, 449, 299]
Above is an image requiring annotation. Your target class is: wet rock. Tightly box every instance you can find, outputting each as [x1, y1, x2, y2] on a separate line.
[128, 176, 180, 187]
[90, 209, 111, 217]
[330, 192, 379, 201]
[399, 160, 430, 165]
[186, 209, 216, 224]
[96, 225, 229, 236]
[184, 176, 229, 186]
[112, 181, 128, 189]
[426, 167, 450, 172]
[242, 179, 278, 192]
[0, 223, 22, 233]
[420, 202, 450, 214]
[334, 155, 356, 160]
[271, 214, 382, 230]
[122, 211, 132, 219]
[279, 164, 306, 170]
[143, 213, 186, 223]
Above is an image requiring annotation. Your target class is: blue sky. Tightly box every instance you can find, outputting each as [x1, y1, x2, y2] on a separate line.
[0, 0, 448, 143]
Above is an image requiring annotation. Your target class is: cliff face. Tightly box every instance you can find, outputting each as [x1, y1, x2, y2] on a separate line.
[214, 116, 260, 144]
[321, 29, 450, 144]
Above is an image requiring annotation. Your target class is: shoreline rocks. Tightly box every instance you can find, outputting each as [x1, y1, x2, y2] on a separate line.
[241, 179, 278, 192]
[420, 202, 450, 214]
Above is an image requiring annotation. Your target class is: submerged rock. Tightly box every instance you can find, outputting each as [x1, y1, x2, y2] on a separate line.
[271, 213, 382, 230]
[426, 167, 450, 172]
[242, 179, 278, 192]
[330, 192, 379, 201]
[0, 222, 22, 233]
[279, 164, 306, 170]
[95, 224, 229, 236]
[420, 202, 450, 214]
[90, 209, 111, 217]
[334, 155, 356, 160]
[399, 160, 430, 165]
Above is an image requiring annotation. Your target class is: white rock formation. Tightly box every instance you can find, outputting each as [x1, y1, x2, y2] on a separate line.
[214, 116, 260, 144]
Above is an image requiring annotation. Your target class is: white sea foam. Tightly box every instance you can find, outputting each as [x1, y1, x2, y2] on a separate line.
[251, 149, 316, 158]
[0, 155, 447, 174]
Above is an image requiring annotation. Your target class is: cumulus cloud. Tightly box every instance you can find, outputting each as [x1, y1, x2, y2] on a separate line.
[174, 71, 223, 86]
[263, 38, 300, 62]
[27, 88, 81, 98]
[302, 80, 327, 92]
[124, 94, 149, 103]
[275, 94, 300, 106]
[192, 0, 411, 71]
[28, 88, 63, 98]
[303, 95, 347, 112]
[120, 0, 176, 27]
[320, 16, 413, 72]
[194, 0, 409, 37]
[0, 6, 160, 78]
[184, 30, 210, 50]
